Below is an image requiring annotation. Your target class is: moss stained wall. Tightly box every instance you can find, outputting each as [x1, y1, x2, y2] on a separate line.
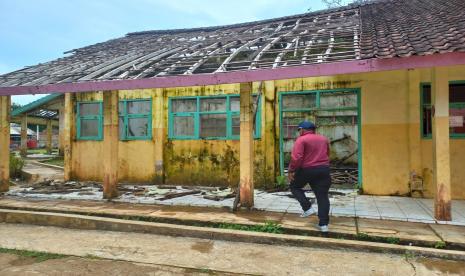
[68, 65, 465, 199]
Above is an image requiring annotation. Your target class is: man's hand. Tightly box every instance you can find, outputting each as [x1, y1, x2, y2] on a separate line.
[288, 171, 295, 182]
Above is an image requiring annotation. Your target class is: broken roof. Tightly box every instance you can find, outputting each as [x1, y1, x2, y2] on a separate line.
[1, 0, 465, 89]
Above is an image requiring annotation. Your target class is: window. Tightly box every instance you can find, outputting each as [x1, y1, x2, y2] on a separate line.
[169, 95, 261, 140]
[119, 99, 152, 140]
[421, 83, 465, 138]
[76, 102, 103, 140]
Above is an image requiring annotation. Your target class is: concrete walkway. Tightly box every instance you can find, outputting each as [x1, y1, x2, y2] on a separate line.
[1, 223, 464, 275]
[6, 185, 465, 226]
[0, 197, 464, 249]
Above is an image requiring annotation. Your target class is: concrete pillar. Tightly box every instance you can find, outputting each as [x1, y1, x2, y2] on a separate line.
[153, 88, 165, 184]
[240, 82, 254, 207]
[431, 67, 451, 221]
[103, 91, 119, 199]
[20, 115, 27, 157]
[63, 93, 74, 181]
[58, 107, 64, 156]
[0, 96, 10, 192]
[262, 81, 277, 185]
[46, 119, 52, 154]
[407, 69, 423, 186]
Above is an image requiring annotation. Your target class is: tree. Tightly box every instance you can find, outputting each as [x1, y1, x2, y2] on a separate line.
[11, 103, 22, 112]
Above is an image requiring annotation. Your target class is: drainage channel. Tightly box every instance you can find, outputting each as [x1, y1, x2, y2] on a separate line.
[0, 205, 464, 253]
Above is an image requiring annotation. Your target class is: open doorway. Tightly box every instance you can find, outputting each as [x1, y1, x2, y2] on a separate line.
[279, 89, 361, 189]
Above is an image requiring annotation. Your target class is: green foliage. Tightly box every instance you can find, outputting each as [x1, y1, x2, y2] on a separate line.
[217, 221, 284, 234]
[386, 237, 400, 244]
[11, 103, 23, 112]
[276, 175, 288, 189]
[9, 154, 24, 178]
[434, 241, 446, 249]
[0, 247, 66, 262]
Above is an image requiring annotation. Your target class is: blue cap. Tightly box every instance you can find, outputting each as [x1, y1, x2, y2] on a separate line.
[298, 121, 316, 130]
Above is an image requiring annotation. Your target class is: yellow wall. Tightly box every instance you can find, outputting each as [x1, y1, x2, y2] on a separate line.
[69, 65, 465, 199]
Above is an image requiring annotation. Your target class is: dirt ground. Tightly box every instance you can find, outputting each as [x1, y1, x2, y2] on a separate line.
[1, 223, 465, 275]
[0, 253, 235, 276]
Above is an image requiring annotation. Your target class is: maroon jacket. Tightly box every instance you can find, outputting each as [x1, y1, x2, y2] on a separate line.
[288, 132, 330, 172]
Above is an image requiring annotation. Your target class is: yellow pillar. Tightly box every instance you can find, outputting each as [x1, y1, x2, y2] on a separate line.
[63, 93, 74, 181]
[46, 119, 52, 154]
[20, 115, 27, 157]
[407, 69, 423, 188]
[58, 107, 64, 156]
[263, 80, 277, 185]
[431, 67, 451, 221]
[0, 96, 10, 192]
[240, 82, 254, 207]
[153, 88, 165, 184]
[103, 90, 119, 199]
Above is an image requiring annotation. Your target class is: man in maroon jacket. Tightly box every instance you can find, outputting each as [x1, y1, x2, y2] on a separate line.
[288, 121, 331, 232]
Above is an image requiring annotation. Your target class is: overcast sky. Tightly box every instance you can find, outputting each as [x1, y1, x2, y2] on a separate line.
[0, 0, 333, 105]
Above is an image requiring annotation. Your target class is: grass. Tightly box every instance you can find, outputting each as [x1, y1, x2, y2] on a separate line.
[434, 241, 447, 249]
[216, 221, 284, 234]
[0, 248, 67, 262]
[27, 149, 48, 154]
[356, 232, 400, 244]
[40, 157, 64, 167]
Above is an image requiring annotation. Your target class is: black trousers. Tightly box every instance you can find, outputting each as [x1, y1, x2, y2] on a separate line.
[290, 166, 331, 226]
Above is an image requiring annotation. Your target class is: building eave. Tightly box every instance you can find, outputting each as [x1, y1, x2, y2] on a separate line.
[1, 52, 465, 96]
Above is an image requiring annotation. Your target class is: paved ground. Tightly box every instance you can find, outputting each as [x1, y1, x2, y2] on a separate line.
[1, 197, 464, 248]
[1, 223, 465, 275]
[6, 184, 465, 226]
[11, 161, 465, 225]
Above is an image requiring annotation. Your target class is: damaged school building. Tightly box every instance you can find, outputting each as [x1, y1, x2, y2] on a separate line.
[0, 0, 464, 220]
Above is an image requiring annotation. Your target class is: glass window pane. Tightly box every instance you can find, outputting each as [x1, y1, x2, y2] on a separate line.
[200, 98, 226, 112]
[172, 99, 197, 112]
[423, 107, 432, 136]
[450, 84, 465, 103]
[320, 92, 357, 109]
[230, 97, 240, 112]
[200, 114, 227, 137]
[282, 94, 316, 110]
[230, 96, 258, 112]
[128, 101, 151, 114]
[423, 86, 431, 104]
[119, 117, 125, 138]
[118, 102, 124, 116]
[80, 119, 99, 137]
[232, 115, 240, 136]
[79, 103, 100, 116]
[173, 116, 195, 137]
[127, 117, 149, 137]
[450, 106, 465, 135]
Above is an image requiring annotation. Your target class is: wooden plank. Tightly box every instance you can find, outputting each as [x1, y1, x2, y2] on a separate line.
[103, 90, 119, 199]
[63, 93, 74, 181]
[20, 115, 27, 157]
[239, 82, 254, 207]
[0, 96, 10, 192]
[431, 67, 451, 221]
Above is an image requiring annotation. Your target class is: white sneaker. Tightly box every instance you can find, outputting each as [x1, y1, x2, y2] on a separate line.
[319, 225, 329, 233]
[299, 207, 316, 218]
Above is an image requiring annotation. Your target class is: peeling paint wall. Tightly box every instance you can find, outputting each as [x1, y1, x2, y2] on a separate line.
[68, 65, 465, 199]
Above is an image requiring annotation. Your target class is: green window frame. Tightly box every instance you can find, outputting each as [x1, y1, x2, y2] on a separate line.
[168, 95, 261, 140]
[421, 82, 465, 139]
[76, 101, 103, 140]
[119, 99, 153, 140]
